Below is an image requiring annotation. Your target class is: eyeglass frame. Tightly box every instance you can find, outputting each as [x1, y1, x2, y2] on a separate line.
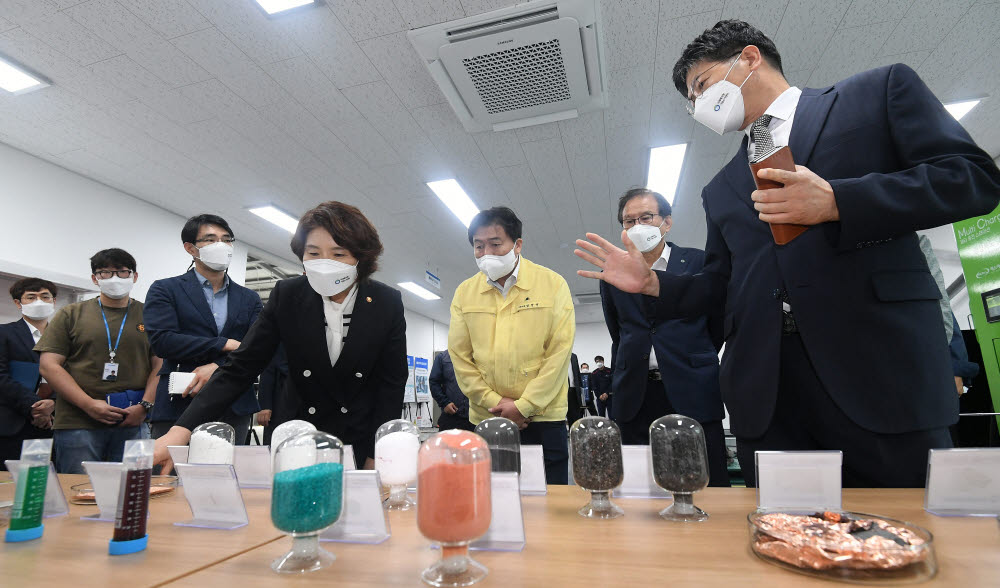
[194, 236, 236, 245]
[19, 292, 55, 303]
[685, 51, 745, 115]
[93, 269, 134, 279]
[621, 213, 663, 229]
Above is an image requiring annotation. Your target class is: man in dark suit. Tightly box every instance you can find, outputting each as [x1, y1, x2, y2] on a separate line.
[576, 20, 1000, 488]
[0, 278, 57, 468]
[601, 188, 729, 487]
[144, 214, 263, 445]
[430, 350, 473, 431]
[152, 202, 407, 472]
[591, 355, 612, 417]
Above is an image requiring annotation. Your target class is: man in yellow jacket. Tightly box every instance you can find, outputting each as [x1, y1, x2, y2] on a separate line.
[449, 206, 575, 484]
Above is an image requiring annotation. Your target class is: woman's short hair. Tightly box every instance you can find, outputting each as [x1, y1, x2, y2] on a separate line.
[290, 201, 384, 282]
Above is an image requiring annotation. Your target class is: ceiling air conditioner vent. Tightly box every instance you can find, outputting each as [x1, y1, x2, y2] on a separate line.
[408, 0, 606, 133]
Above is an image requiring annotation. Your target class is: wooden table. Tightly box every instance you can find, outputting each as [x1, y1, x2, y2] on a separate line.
[0, 473, 283, 587]
[168, 486, 1000, 587]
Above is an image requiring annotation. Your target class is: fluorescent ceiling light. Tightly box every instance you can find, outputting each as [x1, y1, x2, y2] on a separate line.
[0, 57, 47, 94]
[254, 0, 314, 14]
[944, 99, 981, 121]
[398, 281, 441, 301]
[249, 205, 299, 233]
[646, 143, 688, 205]
[427, 179, 479, 227]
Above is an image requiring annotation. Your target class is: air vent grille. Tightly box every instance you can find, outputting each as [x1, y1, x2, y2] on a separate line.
[462, 39, 571, 115]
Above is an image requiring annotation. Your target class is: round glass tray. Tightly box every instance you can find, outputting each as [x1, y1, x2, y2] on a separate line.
[69, 475, 178, 504]
[748, 510, 936, 584]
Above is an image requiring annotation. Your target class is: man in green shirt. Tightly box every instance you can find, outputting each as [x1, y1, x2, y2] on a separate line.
[36, 248, 161, 474]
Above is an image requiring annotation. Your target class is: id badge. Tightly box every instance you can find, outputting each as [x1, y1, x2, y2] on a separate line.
[102, 362, 119, 382]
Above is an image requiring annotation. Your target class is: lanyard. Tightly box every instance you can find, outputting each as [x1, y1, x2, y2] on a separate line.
[98, 298, 130, 361]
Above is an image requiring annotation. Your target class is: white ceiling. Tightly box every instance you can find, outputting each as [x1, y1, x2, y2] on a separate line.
[0, 0, 997, 324]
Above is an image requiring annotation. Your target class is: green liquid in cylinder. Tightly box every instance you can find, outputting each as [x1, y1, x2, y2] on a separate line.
[10, 465, 48, 531]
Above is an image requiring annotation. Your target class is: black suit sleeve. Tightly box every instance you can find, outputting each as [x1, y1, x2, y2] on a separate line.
[362, 290, 408, 462]
[600, 281, 621, 378]
[0, 330, 39, 417]
[829, 64, 1000, 250]
[175, 281, 284, 431]
[652, 197, 730, 321]
[216, 290, 264, 369]
[144, 279, 227, 364]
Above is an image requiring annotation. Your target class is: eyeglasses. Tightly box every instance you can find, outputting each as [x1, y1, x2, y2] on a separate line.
[685, 52, 743, 115]
[195, 236, 235, 245]
[21, 293, 54, 303]
[94, 269, 134, 279]
[622, 213, 661, 229]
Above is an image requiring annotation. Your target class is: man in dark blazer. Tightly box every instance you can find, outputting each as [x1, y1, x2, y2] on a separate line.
[601, 188, 728, 486]
[0, 278, 58, 467]
[576, 20, 1000, 488]
[590, 355, 612, 417]
[151, 201, 407, 472]
[430, 350, 473, 431]
[144, 215, 262, 444]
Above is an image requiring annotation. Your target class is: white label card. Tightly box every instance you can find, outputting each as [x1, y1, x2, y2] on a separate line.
[81, 461, 124, 521]
[519, 445, 547, 495]
[5, 460, 69, 518]
[925, 448, 1000, 516]
[471, 472, 526, 552]
[343, 445, 357, 471]
[167, 445, 189, 465]
[613, 445, 671, 499]
[174, 463, 249, 529]
[321, 470, 390, 544]
[756, 451, 842, 511]
[233, 445, 271, 488]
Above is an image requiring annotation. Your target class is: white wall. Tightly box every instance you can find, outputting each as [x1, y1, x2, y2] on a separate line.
[573, 321, 614, 367]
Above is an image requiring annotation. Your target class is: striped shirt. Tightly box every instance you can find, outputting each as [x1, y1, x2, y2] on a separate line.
[322, 285, 357, 367]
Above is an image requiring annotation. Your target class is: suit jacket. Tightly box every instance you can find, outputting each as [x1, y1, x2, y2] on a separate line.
[0, 320, 42, 436]
[567, 353, 586, 423]
[429, 351, 468, 418]
[602, 243, 724, 424]
[591, 366, 612, 397]
[144, 270, 263, 421]
[651, 64, 1000, 438]
[176, 276, 408, 463]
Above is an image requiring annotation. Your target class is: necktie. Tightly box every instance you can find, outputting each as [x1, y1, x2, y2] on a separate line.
[749, 114, 775, 163]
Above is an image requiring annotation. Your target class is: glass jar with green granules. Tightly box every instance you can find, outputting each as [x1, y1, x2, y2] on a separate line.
[5, 438, 52, 543]
[270, 431, 344, 574]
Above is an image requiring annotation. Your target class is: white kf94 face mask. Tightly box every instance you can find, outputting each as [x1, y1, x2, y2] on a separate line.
[626, 220, 666, 253]
[98, 276, 133, 299]
[476, 247, 518, 281]
[20, 300, 55, 320]
[197, 242, 233, 272]
[691, 50, 754, 135]
[304, 258, 357, 297]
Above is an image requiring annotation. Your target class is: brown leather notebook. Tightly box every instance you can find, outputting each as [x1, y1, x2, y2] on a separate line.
[749, 145, 808, 245]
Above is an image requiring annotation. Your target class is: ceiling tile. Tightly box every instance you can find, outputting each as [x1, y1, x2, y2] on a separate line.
[878, 1, 975, 56]
[917, 2, 1000, 100]
[474, 130, 526, 168]
[652, 9, 723, 95]
[117, 0, 210, 40]
[720, 0, 791, 36]
[189, 0, 303, 65]
[839, 0, 913, 28]
[458, 0, 520, 17]
[601, 0, 659, 70]
[64, 0, 211, 87]
[326, 0, 406, 41]
[605, 63, 654, 130]
[772, 0, 852, 72]
[869, 50, 931, 71]
[275, 7, 382, 89]
[341, 81, 442, 168]
[605, 124, 648, 170]
[358, 31, 447, 110]
[15, 10, 122, 66]
[393, 0, 466, 28]
[493, 164, 551, 221]
[649, 92, 694, 147]
[521, 137, 583, 243]
[171, 27, 287, 108]
[0, 16, 17, 33]
[515, 121, 561, 143]
[808, 21, 897, 87]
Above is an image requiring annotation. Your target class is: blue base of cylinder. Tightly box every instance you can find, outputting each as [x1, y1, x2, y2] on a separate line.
[108, 535, 148, 555]
[5, 524, 44, 542]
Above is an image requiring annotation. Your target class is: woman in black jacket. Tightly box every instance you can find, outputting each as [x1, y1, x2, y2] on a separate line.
[153, 201, 407, 469]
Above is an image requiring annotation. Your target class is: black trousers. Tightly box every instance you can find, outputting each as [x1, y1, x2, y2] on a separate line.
[595, 393, 612, 418]
[618, 377, 730, 487]
[520, 420, 569, 485]
[437, 411, 475, 432]
[0, 424, 53, 471]
[736, 333, 953, 488]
